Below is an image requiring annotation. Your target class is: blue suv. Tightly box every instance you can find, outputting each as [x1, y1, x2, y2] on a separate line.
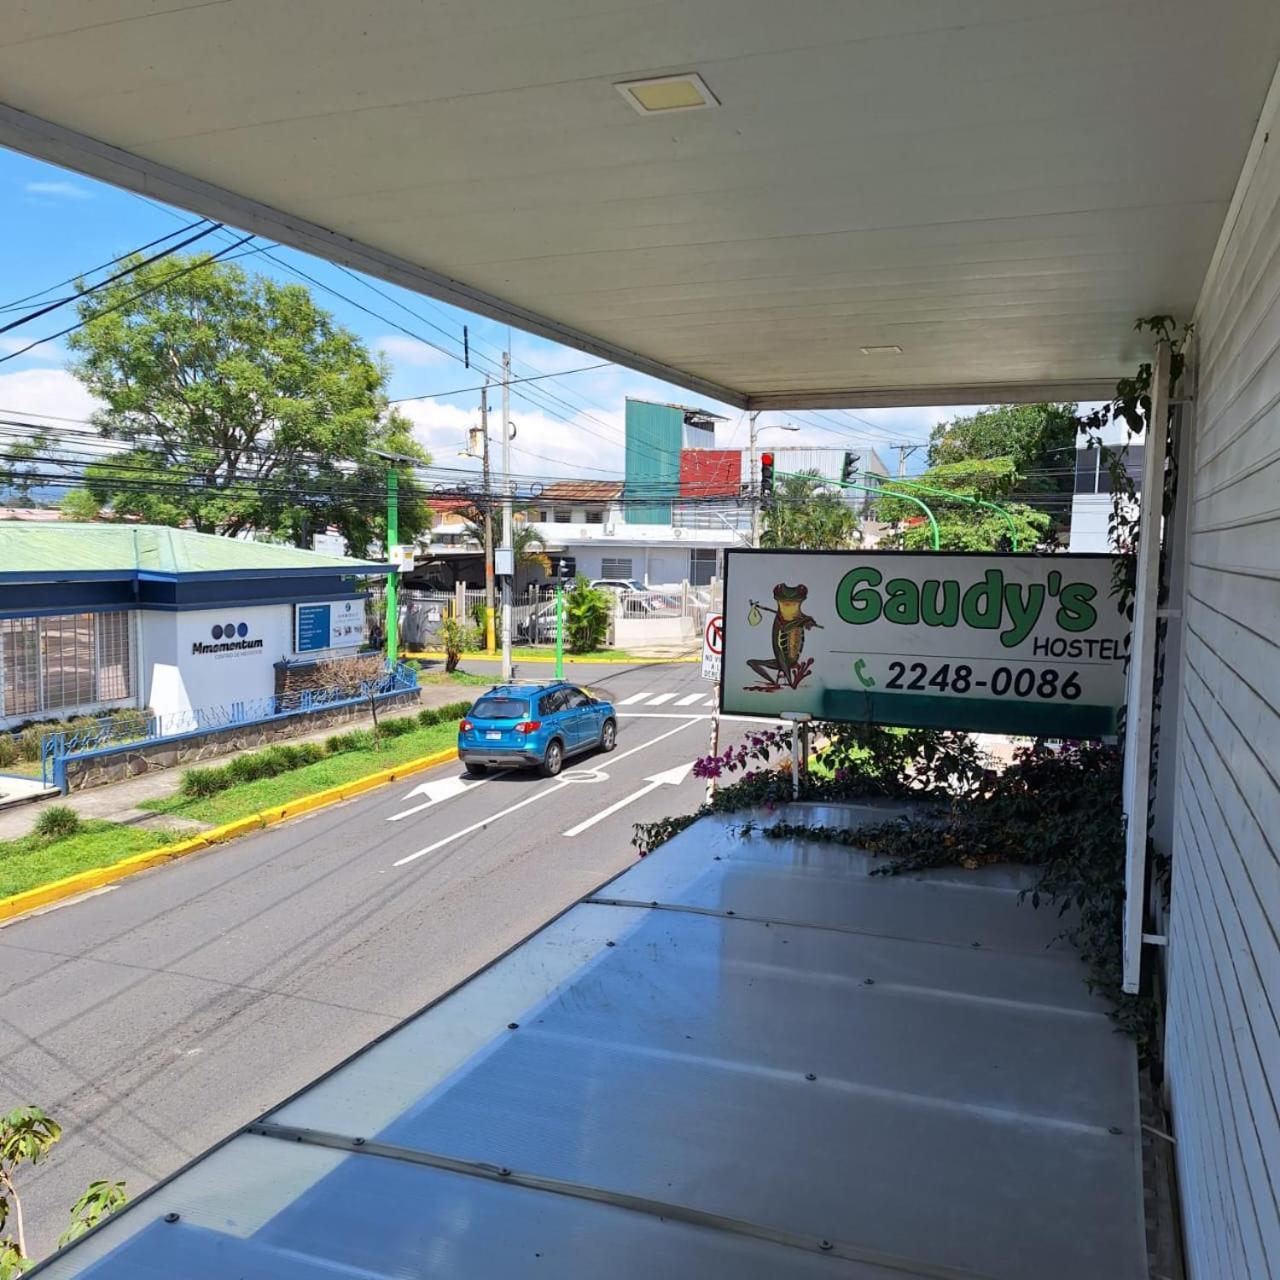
[458, 682, 617, 777]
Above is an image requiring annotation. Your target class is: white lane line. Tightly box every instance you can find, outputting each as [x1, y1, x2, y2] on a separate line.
[392, 719, 700, 868]
[563, 762, 694, 837]
[618, 691, 653, 705]
[645, 693, 677, 706]
[675, 693, 704, 706]
[619, 711, 781, 725]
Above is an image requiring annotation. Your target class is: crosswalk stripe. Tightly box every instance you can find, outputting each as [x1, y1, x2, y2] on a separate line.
[704, 698, 717, 707]
[645, 693, 678, 706]
[619, 691, 653, 705]
[675, 693, 704, 706]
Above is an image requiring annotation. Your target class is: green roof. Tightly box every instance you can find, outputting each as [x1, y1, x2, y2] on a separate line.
[0, 523, 388, 578]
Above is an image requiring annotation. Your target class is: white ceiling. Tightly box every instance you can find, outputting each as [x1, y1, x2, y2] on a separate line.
[2, 0, 1278, 408]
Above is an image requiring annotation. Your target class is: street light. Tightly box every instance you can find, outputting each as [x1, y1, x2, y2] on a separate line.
[748, 414, 800, 546]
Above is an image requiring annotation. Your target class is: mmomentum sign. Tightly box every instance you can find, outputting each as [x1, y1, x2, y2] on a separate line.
[721, 550, 1128, 737]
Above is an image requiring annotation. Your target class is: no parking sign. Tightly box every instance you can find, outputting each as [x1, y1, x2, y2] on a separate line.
[701, 613, 723, 681]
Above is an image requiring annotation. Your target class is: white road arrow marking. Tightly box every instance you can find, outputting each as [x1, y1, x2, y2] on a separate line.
[393, 720, 698, 868]
[562, 761, 694, 837]
[387, 774, 489, 822]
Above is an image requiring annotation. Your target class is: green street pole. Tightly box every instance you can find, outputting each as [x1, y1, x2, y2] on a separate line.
[385, 468, 399, 667]
[779, 469, 941, 549]
[554, 580, 564, 679]
[876, 472, 1020, 550]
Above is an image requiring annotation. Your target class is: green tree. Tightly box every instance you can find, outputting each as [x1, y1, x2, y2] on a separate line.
[0, 1106, 126, 1276]
[927, 402, 1077, 530]
[761, 470, 861, 550]
[875, 458, 1049, 551]
[65, 254, 430, 554]
[458, 507, 550, 588]
[0, 432, 52, 506]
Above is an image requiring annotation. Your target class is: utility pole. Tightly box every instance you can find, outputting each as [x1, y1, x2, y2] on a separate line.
[385, 467, 398, 667]
[480, 382, 496, 654]
[896, 443, 920, 478]
[500, 351, 514, 681]
[748, 410, 761, 547]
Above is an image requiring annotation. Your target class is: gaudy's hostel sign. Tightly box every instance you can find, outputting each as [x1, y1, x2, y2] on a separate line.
[721, 551, 1128, 737]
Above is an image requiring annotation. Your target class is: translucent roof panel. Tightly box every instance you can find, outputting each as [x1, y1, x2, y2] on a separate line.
[37, 807, 1146, 1280]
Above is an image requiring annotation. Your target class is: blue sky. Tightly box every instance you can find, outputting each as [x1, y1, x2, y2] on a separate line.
[0, 146, 948, 481]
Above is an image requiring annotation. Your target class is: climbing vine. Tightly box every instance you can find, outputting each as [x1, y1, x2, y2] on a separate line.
[632, 316, 1188, 1052]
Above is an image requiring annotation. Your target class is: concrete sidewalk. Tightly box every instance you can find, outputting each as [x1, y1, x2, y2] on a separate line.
[0, 684, 470, 843]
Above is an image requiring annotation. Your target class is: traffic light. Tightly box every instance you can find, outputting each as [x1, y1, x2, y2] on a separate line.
[760, 452, 775, 502]
[841, 451, 860, 485]
[558, 555, 576, 581]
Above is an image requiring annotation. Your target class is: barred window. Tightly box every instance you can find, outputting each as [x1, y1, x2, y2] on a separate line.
[0, 612, 133, 720]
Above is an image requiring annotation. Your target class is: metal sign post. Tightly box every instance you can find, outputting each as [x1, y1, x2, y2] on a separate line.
[701, 612, 724, 803]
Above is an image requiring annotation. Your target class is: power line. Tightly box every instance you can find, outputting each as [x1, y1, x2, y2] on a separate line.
[0, 233, 256, 367]
[0, 217, 212, 314]
[388, 363, 610, 403]
[0, 221, 223, 336]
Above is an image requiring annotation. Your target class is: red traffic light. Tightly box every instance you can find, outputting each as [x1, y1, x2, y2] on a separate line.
[760, 452, 774, 466]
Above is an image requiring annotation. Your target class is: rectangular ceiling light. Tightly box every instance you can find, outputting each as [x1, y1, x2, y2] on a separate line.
[616, 73, 718, 115]
[860, 345, 903, 356]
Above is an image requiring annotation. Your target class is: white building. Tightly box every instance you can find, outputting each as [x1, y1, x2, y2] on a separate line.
[1068, 421, 1145, 553]
[527, 480, 746, 587]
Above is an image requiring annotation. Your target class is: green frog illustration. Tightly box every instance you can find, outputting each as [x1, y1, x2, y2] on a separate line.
[746, 583, 822, 690]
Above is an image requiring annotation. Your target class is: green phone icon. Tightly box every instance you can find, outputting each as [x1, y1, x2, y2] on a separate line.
[854, 658, 876, 688]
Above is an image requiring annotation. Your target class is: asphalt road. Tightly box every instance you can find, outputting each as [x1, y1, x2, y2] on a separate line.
[0, 659, 763, 1259]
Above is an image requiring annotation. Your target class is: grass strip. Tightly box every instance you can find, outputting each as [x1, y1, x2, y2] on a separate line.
[143, 720, 459, 825]
[0, 820, 173, 898]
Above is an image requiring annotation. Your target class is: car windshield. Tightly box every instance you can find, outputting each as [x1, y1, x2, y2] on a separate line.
[470, 697, 528, 720]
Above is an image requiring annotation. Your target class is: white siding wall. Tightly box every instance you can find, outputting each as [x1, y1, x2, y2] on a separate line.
[1168, 70, 1280, 1279]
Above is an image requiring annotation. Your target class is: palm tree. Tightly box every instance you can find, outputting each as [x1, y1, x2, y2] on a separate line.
[459, 504, 550, 589]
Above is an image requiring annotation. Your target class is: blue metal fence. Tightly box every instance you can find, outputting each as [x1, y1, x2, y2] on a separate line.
[39, 662, 419, 790]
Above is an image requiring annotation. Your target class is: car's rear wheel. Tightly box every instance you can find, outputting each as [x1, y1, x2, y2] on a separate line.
[541, 739, 564, 777]
[464, 762, 488, 777]
[600, 719, 617, 752]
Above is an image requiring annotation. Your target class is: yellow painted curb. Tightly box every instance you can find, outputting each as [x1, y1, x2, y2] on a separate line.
[406, 650, 699, 666]
[0, 745, 461, 925]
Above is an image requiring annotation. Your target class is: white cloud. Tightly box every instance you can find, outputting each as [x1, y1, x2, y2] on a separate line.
[398, 397, 626, 480]
[376, 335, 451, 368]
[0, 336, 64, 363]
[23, 180, 92, 201]
[0, 367, 100, 426]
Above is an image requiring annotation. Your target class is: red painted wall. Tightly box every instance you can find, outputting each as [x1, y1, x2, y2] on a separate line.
[679, 449, 741, 498]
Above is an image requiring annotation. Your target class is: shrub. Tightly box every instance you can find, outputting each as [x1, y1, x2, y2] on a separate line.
[227, 754, 269, 784]
[0, 735, 18, 769]
[379, 716, 417, 738]
[323, 728, 376, 754]
[439, 700, 471, 721]
[418, 707, 440, 727]
[564, 576, 611, 653]
[181, 765, 230, 798]
[18, 725, 45, 763]
[440, 618, 480, 673]
[34, 805, 81, 839]
[111, 707, 152, 740]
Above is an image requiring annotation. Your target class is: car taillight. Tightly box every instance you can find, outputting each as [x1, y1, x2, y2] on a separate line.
[514, 720, 542, 733]
[459, 719, 473, 732]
